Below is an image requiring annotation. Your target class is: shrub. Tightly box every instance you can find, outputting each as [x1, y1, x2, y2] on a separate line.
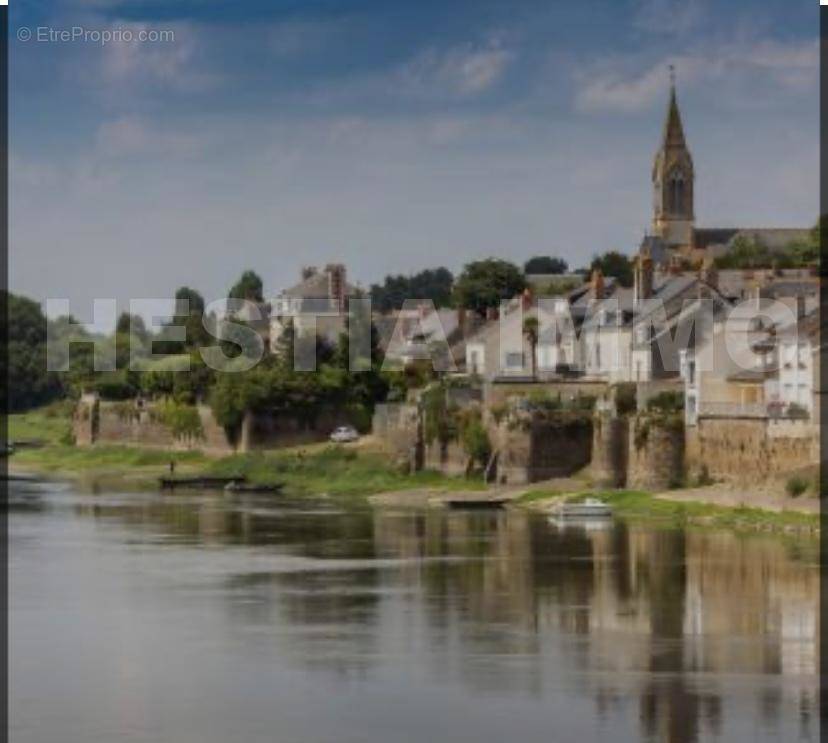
[93, 371, 138, 401]
[646, 390, 685, 414]
[614, 383, 637, 416]
[459, 410, 491, 469]
[786, 476, 809, 498]
[693, 464, 714, 487]
[156, 400, 204, 440]
[786, 402, 810, 420]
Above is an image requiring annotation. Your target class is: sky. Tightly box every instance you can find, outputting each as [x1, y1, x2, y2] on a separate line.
[9, 0, 819, 322]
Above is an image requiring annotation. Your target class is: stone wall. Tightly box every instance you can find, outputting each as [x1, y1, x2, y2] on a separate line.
[687, 417, 819, 484]
[239, 408, 352, 451]
[493, 416, 593, 485]
[484, 379, 608, 408]
[423, 439, 468, 476]
[627, 416, 684, 491]
[74, 396, 354, 454]
[372, 403, 422, 468]
[590, 413, 629, 487]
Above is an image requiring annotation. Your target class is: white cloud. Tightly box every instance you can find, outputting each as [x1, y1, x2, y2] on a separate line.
[96, 116, 211, 156]
[574, 38, 818, 113]
[100, 21, 218, 91]
[633, 0, 707, 36]
[402, 39, 512, 96]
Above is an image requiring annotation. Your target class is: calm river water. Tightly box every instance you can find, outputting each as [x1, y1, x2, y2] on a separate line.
[9, 480, 819, 743]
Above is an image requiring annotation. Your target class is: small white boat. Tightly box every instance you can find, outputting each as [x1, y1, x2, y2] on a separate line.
[549, 498, 612, 519]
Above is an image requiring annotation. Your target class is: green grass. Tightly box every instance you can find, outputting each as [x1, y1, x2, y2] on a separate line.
[7, 409, 208, 475]
[8, 407, 73, 445]
[8, 409, 483, 498]
[204, 446, 485, 497]
[11, 442, 208, 473]
[519, 488, 819, 535]
[515, 488, 565, 504]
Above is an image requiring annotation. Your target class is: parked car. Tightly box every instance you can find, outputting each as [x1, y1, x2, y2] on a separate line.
[330, 425, 359, 443]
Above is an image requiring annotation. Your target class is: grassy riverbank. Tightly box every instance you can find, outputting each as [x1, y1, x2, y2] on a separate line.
[516, 488, 819, 534]
[8, 410, 209, 476]
[7, 410, 481, 498]
[7, 410, 819, 533]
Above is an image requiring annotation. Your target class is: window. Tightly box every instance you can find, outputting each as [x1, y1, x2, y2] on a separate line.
[469, 350, 480, 374]
[505, 352, 525, 369]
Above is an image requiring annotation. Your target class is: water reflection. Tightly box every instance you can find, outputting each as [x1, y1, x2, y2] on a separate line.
[11, 485, 819, 743]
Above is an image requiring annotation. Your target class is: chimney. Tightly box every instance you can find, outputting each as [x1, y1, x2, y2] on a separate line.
[457, 307, 467, 335]
[590, 268, 605, 301]
[634, 250, 654, 305]
[521, 287, 533, 311]
[301, 265, 318, 281]
[325, 263, 346, 312]
[700, 257, 717, 290]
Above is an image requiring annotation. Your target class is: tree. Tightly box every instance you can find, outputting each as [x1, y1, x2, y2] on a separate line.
[229, 270, 264, 303]
[3, 293, 63, 412]
[174, 286, 205, 316]
[524, 256, 568, 275]
[155, 286, 211, 354]
[590, 251, 633, 288]
[714, 237, 772, 270]
[115, 312, 147, 341]
[453, 259, 526, 315]
[523, 316, 539, 380]
[370, 267, 454, 312]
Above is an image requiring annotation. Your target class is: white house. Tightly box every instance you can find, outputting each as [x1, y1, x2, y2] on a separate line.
[270, 264, 353, 352]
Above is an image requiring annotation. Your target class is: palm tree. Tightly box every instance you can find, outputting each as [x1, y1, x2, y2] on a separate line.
[523, 316, 539, 380]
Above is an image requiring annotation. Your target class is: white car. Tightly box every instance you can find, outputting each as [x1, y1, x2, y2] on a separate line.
[330, 425, 359, 443]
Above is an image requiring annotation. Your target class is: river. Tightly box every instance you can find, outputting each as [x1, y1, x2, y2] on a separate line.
[9, 480, 819, 743]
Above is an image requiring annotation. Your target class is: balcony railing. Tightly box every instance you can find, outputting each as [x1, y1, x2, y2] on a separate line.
[698, 401, 768, 418]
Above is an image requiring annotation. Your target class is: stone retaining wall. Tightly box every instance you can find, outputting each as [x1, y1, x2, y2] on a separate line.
[687, 417, 818, 483]
[627, 416, 684, 491]
[590, 413, 628, 487]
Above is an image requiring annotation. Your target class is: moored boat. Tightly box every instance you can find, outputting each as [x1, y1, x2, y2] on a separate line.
[549, 497, 612, 519]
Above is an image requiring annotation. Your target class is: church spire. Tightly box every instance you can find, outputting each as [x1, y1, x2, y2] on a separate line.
[660, 65, 686, 150]
[651, 66, 694, 247]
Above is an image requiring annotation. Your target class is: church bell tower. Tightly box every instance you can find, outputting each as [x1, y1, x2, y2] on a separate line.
[652, 68, 694, 247]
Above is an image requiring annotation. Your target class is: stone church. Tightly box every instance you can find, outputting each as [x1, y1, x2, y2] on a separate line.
[643, 76, 809, 269]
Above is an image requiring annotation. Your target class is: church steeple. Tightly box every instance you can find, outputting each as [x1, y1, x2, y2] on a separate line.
[652, 67, 694, 247]
[661, 75, 686, 150]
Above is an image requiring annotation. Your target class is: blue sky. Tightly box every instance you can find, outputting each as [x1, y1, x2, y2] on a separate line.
[9, 0, 819, 318]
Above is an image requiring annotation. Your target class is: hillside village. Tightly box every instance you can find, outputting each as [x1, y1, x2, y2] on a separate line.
[67, 80, 822, 502]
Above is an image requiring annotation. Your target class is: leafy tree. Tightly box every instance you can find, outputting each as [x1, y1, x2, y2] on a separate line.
[154, 286, 211, 355]
[524, 256, 568, 274]
[115, 312, 147, 342]
[370, 267, 454, 312]
[714, 237, 773, 269]
[590, 251, 633, 288]
[3, 293, 63, 412]
[459, 409, 491, 470]
[229, 270, 264, 303]
[452, 259, 526, 315]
